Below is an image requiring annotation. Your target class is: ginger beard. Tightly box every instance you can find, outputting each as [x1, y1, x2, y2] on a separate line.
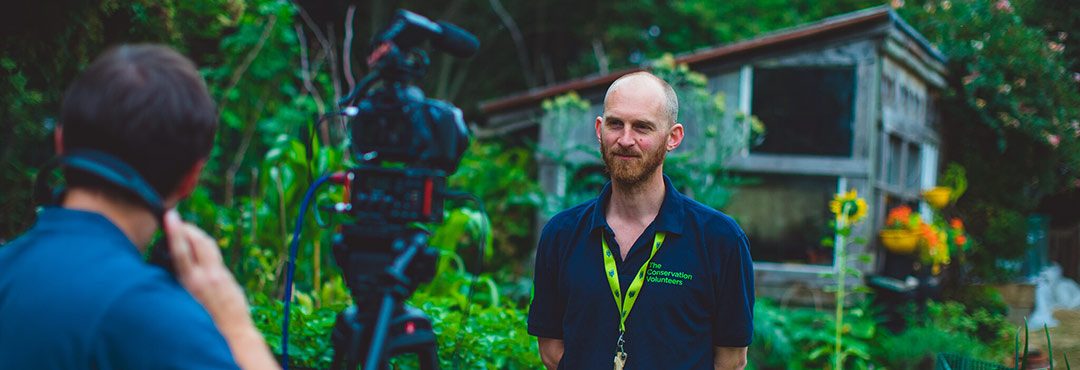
[601, 131, 668, 187]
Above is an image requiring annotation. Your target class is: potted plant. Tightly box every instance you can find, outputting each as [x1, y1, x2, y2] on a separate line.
[880, 205, 920, 254]
[922, 186, 953, 209]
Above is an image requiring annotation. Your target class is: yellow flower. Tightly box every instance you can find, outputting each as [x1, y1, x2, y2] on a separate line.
[830, 189, 868, 225]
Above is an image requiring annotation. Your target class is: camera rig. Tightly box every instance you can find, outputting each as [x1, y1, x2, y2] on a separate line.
[321, 9, 478, 370]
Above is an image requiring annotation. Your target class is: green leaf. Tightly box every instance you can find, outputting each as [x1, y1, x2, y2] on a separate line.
[1046, 324, 1053, 370]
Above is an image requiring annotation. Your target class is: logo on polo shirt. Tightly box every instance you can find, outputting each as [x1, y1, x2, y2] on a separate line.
[646, 262, 694, 286]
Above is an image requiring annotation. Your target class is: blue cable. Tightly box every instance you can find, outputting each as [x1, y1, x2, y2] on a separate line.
[281, 173, 333, 369]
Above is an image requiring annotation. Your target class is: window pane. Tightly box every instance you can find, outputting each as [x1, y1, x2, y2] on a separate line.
[750, 66, 856, 157]
[886, 135, 903, 186]
[905, 143, 921, 191]
[724, 174, 838, 266]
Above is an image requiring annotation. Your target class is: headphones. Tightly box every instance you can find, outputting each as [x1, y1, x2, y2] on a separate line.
[34, 148, 174, 274]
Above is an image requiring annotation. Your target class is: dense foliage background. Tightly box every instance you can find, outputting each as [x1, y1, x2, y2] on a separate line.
[2, 0, 1077, 368]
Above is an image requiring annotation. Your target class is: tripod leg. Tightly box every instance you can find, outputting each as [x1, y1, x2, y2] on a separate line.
[418, 342, 440, 370]
[363, 294, 397, 370]
[330, 307, 366, 370]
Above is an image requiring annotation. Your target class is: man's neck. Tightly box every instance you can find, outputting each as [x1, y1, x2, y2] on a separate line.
[606, 170, 666, 228]
[62, 187, 158, 252]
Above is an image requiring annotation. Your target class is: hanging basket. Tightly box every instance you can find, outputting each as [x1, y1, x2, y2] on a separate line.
[922, 187, 953, 209]
[880, 229, 919, 254]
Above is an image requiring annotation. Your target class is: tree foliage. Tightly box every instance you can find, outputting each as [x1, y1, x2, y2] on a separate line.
[0, 0, 244, 238]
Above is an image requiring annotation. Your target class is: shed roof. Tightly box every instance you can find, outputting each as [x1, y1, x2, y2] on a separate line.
[479, 6, 944, 116]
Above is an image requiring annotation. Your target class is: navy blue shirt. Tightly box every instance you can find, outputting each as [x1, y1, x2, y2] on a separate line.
[529, 175, 754, 369]
[0, 208, 238, 370]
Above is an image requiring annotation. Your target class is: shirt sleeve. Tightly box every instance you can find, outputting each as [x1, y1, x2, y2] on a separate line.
[527, 221, 564, 339]
[93, 281, 240, 370]
[712, 230, 754, 347]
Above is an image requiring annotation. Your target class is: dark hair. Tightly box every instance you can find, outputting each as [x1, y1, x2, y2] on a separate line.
[61, 44, 217, 199]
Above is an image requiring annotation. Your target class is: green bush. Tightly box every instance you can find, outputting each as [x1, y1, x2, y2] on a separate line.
[877, 326, 993, 370]
[249, 276, 542, 369]
[872, 300, 1014, 370]
[922, 301, 1014, 355]
[403, 291, 542, 370]
[748, 300, 881, 370]
[448, 140, 544, 276]
[749, 299, 1016, 370]
[251, 292, 341, 369]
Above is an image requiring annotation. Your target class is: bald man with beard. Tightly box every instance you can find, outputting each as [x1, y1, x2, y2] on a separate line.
[527, 72, 754, 370]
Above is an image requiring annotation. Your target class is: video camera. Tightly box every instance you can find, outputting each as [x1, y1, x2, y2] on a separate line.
[326, 9, 478, 370]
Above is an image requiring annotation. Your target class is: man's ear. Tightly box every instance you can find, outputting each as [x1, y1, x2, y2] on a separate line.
[165, 159, 206, 207]
[667, 122, 685, 151]
[595, 116, 603, 142]
[54, 126, 64, 155]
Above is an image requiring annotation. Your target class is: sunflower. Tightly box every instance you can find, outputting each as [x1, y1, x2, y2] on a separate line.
[830, 189, 868, 225]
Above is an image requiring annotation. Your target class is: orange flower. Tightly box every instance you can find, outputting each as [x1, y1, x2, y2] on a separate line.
[950, 218, 964, 230]
[956, 234, 967, 247]
[887, 206, 913, 228]
[919, 223, 941, 248]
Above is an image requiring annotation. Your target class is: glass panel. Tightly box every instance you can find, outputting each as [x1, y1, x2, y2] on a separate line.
[886, 135, 903, 186]
[723, 174, 838, 266]
[750, 66, 856, 157]
[905, 143, 922, 191]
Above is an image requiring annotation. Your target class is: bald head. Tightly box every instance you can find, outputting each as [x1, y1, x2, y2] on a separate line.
[603, 71, 678, 125]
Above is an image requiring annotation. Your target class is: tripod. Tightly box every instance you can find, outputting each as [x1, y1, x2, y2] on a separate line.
[329, 225, 440, 370]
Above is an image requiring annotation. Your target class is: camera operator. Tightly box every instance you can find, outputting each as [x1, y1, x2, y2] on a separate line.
[0, 44, 279, 370]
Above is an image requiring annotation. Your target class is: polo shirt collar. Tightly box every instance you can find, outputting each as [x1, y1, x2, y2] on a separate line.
[588, 174, 686, 236]
[32, 207, 139, 254]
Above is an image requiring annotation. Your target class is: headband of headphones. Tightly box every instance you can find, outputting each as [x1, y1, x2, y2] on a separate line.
[34, 148, 165, 220]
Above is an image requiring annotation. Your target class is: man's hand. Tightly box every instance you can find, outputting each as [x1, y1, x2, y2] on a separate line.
[537, 337, 564, 370]
[165, 210, 280, 370]
[714, 346, 747, 370]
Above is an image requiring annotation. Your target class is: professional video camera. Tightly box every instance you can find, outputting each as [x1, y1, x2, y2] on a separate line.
[321, 9, 479, 370]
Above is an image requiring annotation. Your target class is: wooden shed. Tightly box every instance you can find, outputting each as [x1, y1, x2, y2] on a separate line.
[479, 6, 948, 302]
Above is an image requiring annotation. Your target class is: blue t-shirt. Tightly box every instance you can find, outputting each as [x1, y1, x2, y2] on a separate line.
[0, 208, 239, 369]
[528, 175, 754, 369]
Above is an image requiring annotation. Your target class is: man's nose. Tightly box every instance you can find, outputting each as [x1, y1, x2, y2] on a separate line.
[615, 128, 636, 147]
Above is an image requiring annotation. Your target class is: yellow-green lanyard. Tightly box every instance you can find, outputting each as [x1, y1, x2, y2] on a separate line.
[602, 231, 666, 336]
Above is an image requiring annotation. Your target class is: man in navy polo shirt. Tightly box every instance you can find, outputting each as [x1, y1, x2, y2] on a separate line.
[528, 71, 754, 369]
[0, 45, 278, 369]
